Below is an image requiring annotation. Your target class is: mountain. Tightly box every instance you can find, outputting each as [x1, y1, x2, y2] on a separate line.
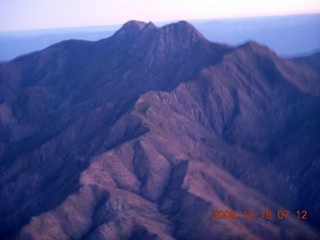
[0, 20, 320, 239]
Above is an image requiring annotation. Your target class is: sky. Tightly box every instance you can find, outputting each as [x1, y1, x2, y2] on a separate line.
[1, 0, 320, 32]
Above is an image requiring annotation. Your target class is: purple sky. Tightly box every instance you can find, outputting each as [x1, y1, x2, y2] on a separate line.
[1, 0, 320, 32]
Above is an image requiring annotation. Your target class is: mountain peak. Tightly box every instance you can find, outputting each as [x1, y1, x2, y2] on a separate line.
[113, 20, 206, 49]
[161, 21, 206, 42]
[121, 20, 147, 31]
[114, 20, 156, 39]
[238, 41, 274, 56]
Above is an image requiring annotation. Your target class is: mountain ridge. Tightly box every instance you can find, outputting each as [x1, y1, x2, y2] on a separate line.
[0, 20, 319, 239]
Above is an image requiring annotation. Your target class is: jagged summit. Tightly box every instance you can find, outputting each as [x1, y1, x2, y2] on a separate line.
[113, 20, 156, 39]
[122, 20, 147, 29]
[237, 40, 275, 55]
[114, 20, 206, 44]
[114, 20, 143, 37]
[119, 20, 156, 32]
[161, 20, 206, 41]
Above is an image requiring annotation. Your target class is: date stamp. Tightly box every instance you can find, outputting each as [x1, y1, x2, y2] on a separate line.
[212, 210, 307, 220]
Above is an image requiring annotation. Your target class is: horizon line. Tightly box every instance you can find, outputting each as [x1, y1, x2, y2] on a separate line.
[1, 12, 319, 34]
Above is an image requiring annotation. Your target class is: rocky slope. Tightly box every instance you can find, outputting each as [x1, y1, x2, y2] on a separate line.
[0, 20, 319, 239]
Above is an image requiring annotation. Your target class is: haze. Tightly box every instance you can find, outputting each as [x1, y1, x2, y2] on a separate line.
[1, 0, 320, 32]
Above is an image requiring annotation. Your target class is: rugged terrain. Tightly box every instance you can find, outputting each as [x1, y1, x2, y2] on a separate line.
[0, 20, 320, 239]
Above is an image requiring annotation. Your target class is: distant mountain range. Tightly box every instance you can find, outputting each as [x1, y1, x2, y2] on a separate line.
[0, 20, 319, 239]
[0, 13, 319, 61]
